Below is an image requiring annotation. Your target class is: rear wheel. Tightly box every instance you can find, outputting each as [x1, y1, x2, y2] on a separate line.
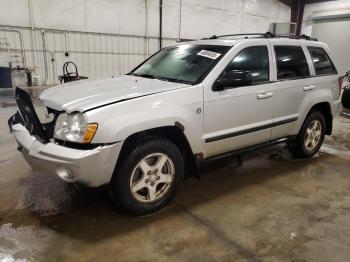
[287, 111, 326, 158]
[109, 137, 184, 215]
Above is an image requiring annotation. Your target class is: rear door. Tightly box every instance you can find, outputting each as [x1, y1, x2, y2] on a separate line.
[307, 46, 339, 105]
[202, 40, 275, 157]
[269, 41, 314, 139]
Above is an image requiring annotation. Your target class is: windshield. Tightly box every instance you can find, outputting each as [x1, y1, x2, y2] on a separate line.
[131, 44, 230, 85]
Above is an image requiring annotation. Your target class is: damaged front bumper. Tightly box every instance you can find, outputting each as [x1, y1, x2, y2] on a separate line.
[8, 88, 122, 187]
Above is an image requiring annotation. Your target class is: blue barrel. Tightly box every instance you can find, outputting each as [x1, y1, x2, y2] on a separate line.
[0, 67, 13, 88]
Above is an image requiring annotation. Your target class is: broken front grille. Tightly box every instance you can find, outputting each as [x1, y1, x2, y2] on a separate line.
[8, 87, 58, 143]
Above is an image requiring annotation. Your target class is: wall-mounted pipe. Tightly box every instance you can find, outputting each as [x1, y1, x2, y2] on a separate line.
[145, 0, 149, 57]
[0, 40, 11, 67]
[28, 0, 37, 69]
[6, 48, 148, 85]
[41, 30, 49, 85]
[0, 26, 26, 67]
[50, 51, 56, 85]
[45, 30, 68, 52]
[8, 49, 146, 56]
[178, 0, 182, 39]
[39, 30, 68, 84]
[159, 0, 163, 50]
[0, 24, 176, 41]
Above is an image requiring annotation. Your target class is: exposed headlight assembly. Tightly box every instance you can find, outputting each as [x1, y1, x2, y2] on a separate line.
[54, 112, 98, 143]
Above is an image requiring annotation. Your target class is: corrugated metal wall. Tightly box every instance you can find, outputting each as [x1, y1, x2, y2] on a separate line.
[0, 0, 290, 87]
[0, 26, 177, 85]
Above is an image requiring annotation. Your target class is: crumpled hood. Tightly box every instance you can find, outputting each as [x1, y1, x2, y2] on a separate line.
[39, 75, 189, 112]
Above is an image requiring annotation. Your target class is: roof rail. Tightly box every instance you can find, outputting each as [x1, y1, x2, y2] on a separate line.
[202, 32, 318, 41]
[299, 34, 318, 41]
[266, 33, 318, 41]
[202, 33, 267, 40]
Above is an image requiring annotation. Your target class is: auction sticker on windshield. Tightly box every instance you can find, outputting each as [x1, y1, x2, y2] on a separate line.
[197, 50, 221, 60]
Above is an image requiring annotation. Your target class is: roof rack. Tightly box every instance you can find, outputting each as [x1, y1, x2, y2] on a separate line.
[268, 33, 318, 41]
[202, 32, 318, 41]
[202, 33, 269, 40]
[299, 34, 318, 41]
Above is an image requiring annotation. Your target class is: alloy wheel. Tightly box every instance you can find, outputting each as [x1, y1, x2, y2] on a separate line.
[130, 153, 175, 203]
[304, 119, 322, 151]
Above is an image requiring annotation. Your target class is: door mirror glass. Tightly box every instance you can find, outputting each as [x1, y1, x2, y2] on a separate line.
[213, 70, 251, 91]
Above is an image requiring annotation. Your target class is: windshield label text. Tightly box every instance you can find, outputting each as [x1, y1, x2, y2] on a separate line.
[197, 50, 221, 60]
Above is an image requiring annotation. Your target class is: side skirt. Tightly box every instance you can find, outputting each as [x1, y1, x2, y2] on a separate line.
[194, 137, 294, 177]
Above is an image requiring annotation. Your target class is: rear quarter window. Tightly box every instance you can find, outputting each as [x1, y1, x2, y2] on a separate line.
[274, 45, 310, 80]
[307, 46, 337, 76]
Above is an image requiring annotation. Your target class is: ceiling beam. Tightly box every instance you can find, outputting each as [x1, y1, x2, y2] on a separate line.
[278, 0, 290, 6]
[278, 0, 336, 7]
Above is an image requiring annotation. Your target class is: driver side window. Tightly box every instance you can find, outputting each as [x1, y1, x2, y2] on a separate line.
[220, 46, 270, 87]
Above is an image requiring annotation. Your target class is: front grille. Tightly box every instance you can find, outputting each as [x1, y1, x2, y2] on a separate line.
[12, 87, 50, 143]
[42, 107, 59, 139]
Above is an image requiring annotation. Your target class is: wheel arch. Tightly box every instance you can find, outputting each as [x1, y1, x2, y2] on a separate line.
[115, 125, 200, 179]
[309, 102, 333, 135]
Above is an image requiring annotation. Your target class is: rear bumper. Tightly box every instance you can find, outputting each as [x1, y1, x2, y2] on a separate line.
[12, 123, 122, 187]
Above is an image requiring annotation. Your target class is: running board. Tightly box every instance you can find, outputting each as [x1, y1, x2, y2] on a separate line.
[205, 137, 291, 162]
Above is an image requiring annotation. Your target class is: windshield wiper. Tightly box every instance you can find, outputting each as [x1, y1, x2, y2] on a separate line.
[131, 73, 170, 82]
[159, 77, 192, 85]
[154, 76, 169, 82]
[130, 73, 155, 79]
[130, 73, 192, 85]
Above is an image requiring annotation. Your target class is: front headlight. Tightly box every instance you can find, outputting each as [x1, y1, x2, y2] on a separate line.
[54, 112, 98, 143]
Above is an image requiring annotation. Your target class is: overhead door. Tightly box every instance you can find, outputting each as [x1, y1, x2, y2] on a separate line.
[312, 18, 350, 75]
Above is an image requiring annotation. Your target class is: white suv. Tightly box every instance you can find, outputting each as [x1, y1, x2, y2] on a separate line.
[9, 33, 341, 215]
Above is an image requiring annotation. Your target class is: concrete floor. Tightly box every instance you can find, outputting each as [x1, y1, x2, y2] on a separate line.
[1, 91, 350, 261]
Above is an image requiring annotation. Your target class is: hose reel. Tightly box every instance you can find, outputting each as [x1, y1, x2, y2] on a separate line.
[58, 61, 88, 84]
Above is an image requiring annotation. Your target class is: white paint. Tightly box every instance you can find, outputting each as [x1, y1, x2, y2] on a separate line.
[11, 37, 340, 187]
[0, 0, 290, 85]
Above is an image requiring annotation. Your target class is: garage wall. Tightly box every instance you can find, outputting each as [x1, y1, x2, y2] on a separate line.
[0, 0, 290, 85]
[302, 0, 350, 35]
[302, 0, 350, 75]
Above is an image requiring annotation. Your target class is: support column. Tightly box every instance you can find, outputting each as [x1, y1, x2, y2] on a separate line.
[290, 0, 306, 36]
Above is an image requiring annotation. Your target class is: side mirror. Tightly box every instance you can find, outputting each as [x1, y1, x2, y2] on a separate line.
[213, 70, 251, 91]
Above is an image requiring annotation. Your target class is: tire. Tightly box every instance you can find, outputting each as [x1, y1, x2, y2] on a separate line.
[287, 111, 326, 158]
[109, 137, 184, 215]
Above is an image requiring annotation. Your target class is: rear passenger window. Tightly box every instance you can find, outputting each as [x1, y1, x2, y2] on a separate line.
[308, 47, 337, 75]
[274, 46, 310, 80]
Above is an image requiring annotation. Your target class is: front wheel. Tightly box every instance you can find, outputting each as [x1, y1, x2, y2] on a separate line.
[287, 111, 326, 158]
[109, 137, 184, 215]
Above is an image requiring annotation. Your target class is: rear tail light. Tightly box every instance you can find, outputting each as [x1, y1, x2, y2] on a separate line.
[338, 76, 344, 96]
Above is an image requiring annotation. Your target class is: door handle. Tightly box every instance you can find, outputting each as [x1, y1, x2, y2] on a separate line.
[303, 85, 315, 91]
[257, 92, 273, 99]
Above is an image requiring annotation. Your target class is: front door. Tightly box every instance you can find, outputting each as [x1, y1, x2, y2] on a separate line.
[203, 42, 275, 158]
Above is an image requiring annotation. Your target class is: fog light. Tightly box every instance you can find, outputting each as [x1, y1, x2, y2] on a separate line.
[56, 166, 74, 181]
